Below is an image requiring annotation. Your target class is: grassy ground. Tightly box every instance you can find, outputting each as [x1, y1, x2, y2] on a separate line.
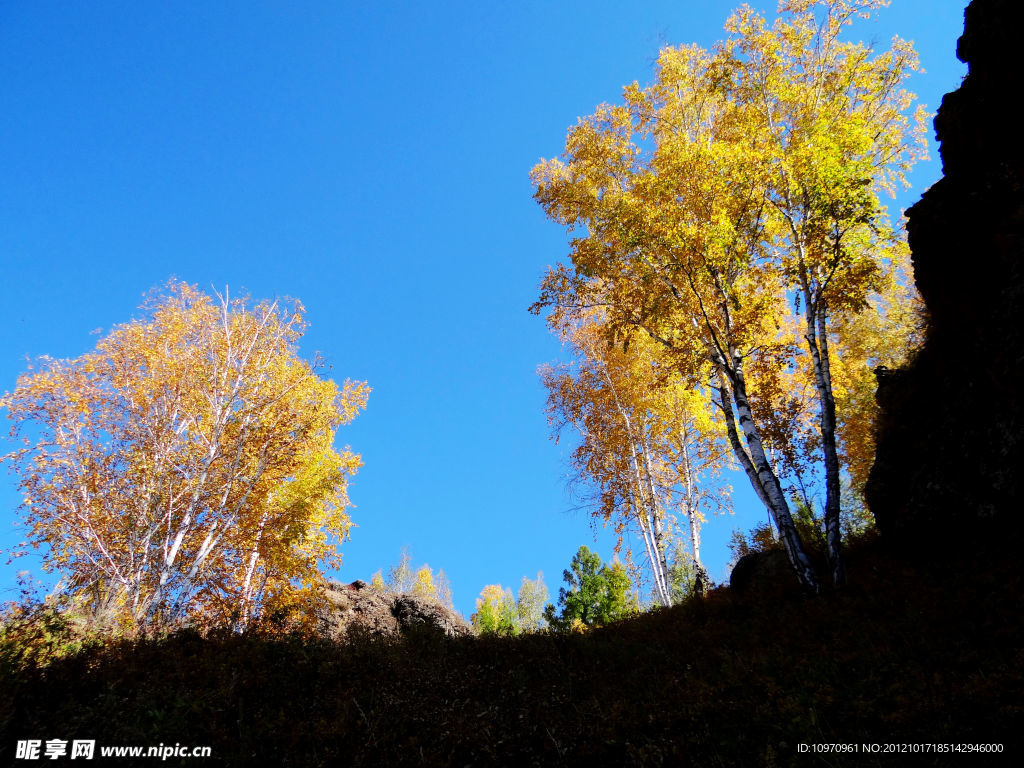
[1, 538, 1020, 766]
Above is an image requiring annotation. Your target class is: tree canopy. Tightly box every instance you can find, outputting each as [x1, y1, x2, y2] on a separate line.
[471, 573, 548, 636]
[543, 546, 636, 630]
[373, 549, 455, 610]
[531, 0, 925, 591]
[540, 314, 729, 605]
[1, 281, 368, 629]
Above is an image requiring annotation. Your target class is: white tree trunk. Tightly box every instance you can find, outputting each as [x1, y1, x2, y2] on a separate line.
[715, 363, 820, 593]
[801, 275, 845, 586]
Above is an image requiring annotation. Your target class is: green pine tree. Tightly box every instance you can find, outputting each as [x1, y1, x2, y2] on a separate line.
[543, 546, 636, 630]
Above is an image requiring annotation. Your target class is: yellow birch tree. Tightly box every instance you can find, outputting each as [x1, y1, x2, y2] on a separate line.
[541, 313, 731, 604]
[531, 0, 925, 590]
[1, 281, 368, 629]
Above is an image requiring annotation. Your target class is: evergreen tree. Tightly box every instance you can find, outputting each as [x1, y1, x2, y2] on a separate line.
[543, 546, 636, 630]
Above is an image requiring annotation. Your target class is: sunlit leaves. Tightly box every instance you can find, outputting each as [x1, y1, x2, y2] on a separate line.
[531, 1, 926, 588]
[1, 280, 368, 629]
[471, 573, 549, 636]
[472, 584, 518, 637]
[376, 549, 454, 610]
[540, 313, 731, 604]
[542, 546, 636, 630]
[516, 572, 548, 633]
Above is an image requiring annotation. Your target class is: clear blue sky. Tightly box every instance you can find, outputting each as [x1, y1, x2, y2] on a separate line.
[0, 1, 967, 619]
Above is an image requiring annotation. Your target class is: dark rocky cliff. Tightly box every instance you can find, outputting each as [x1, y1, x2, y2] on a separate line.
[865, 0, 1024, 553]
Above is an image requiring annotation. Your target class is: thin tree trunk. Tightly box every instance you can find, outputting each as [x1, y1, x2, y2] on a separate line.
[815, 303, 845, 585]
[236, 512, 269, 631]
[634, 495, 669, 605]
[716, 362, 820, 593]
[678, 432, 707, 596]
[628, 441, 671, 606]
[640, 433, 673, 601]
[801, 280, 845, 586]
[602, 366, 673, 606]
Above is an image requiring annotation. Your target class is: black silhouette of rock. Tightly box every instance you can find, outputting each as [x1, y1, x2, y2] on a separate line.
[865, 0, 1024, 554]
[314, 580, 472, 640]
[729, 550, 797, 597]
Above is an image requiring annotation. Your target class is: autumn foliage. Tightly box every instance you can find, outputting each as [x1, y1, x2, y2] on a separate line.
[541, 316, 730, 605]
[1, 281, 368, 630]
[531, 0, 925, 592]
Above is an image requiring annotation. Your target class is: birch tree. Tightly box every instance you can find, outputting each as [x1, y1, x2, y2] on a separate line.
[1, 281, 368, 629]
[531, 0, 924, 591]
[516, 572, 548, 632]
[472, 574, 548, 635]
[384, 548, 415, 594]
[541, 316, 729, 605]
[472, 584, 518, 636]
[721, 0, 926, 584]
[376, 549, 454, 608]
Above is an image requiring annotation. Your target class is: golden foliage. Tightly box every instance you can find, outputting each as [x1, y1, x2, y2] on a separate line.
[1, 281, 368, 629]
[540, 313, 731, 603]
[531, 0, 925, 560]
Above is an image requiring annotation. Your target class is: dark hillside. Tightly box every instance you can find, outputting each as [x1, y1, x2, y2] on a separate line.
[2, 538, 1020, 766]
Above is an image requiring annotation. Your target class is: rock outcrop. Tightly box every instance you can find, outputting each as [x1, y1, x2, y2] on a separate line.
[314, 580, 472, 640]
[864, 0, 1024, 554]
[729, 550, 798, 597]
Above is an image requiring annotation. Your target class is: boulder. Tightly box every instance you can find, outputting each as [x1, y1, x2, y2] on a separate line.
[729, 550, 798, 597]
[314, 580, 472, 640]
[391, 595, 473, 638]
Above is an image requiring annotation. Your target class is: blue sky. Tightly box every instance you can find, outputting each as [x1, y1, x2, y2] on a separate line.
[0, 1, 967, 619]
